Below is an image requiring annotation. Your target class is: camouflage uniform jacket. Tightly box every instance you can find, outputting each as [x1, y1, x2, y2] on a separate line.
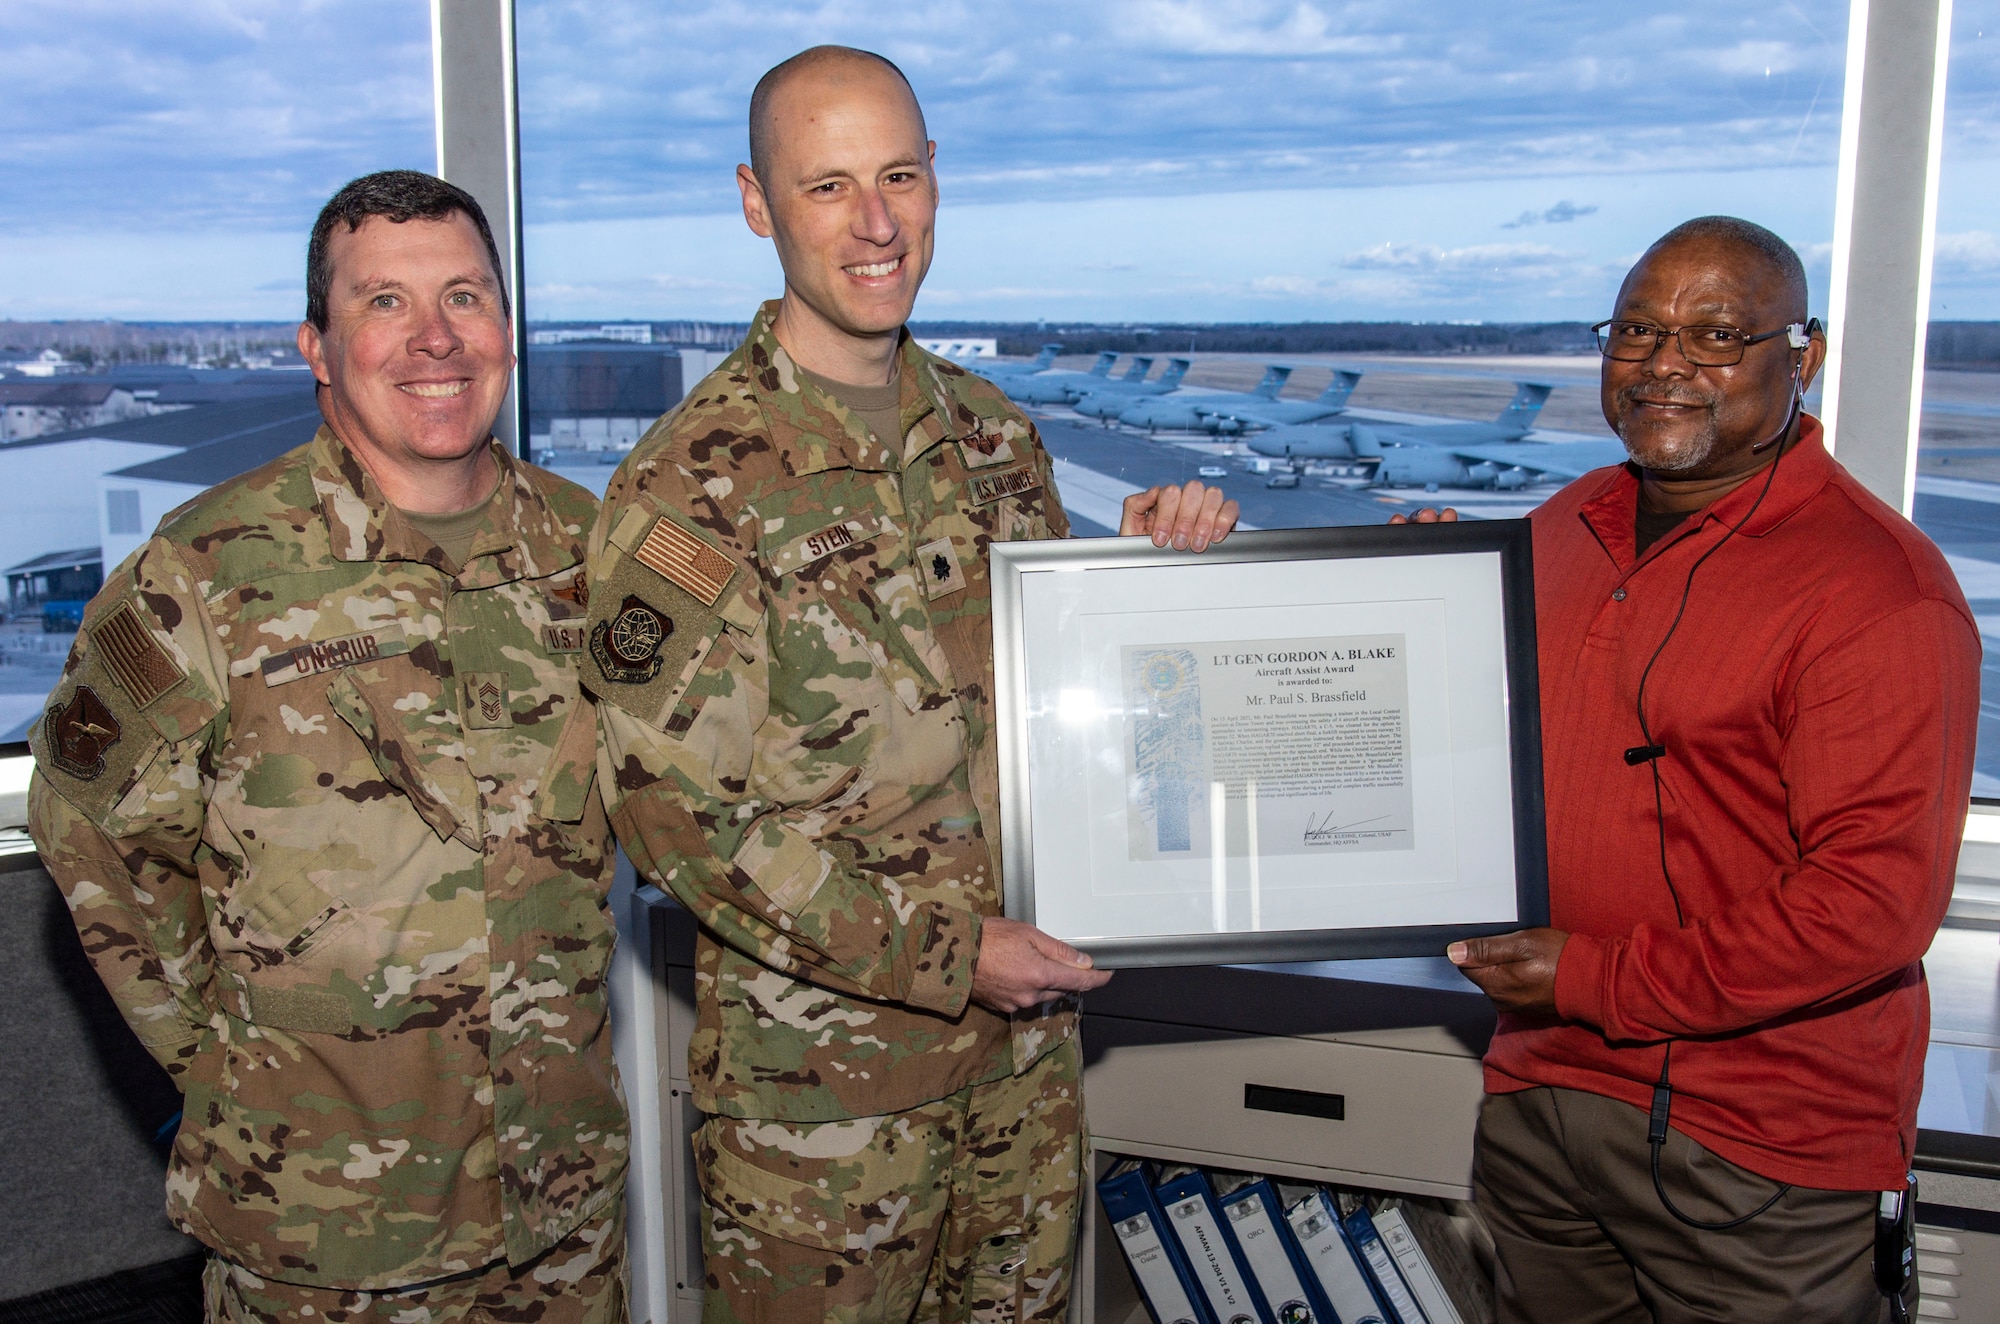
[27, 427, 627, 1291]
[590, 302, 1076, 1122]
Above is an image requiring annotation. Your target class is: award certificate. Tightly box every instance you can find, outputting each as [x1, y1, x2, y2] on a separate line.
[990, 521, 1547, 967]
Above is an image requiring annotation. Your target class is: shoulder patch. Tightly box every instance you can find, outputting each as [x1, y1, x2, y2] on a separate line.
[90, 602, 185, 708]
[45, 686, 121, 780]
[634, 516, 735, 606]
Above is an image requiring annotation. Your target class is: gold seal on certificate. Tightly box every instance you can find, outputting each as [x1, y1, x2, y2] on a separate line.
[990, 522, 1549, 967]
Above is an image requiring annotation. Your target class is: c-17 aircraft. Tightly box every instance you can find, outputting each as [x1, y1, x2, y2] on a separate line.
[1071, 358, 1193, 419]
[1001, 351, 1120, 405]
[1246, 384, 1590, 490]
[1124, 369, 1365, 434]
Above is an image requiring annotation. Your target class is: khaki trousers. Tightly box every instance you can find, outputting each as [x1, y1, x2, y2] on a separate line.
[202, 1201, 626, 1324]
[696, 1036, 1085, 1324]
[1474, 1086, 1911, 1323]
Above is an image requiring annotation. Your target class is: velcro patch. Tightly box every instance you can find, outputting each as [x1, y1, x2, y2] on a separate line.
[45, 685, 121, 780]
[464, 672, 509, 729]
[915, 537, 966, 599]
[543, 622, 587, 653]
[770, 520, 870, 578]
[634, 516, 735, 607]
[261, 626, 408, 687]
[957, 431, 1020, 469]
[91, 603, 184, 708]
[968, 466, 1043, 506]
[590, 595, 674, 685]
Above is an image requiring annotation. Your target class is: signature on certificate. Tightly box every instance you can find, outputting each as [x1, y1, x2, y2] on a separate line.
[1302, 811, 1392, 845]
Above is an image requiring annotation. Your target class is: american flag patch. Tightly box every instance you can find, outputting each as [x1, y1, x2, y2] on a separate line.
[91, 602, 184, 708]
[633, 517, 735, 607]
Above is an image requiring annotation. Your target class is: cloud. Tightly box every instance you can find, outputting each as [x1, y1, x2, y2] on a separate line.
[1501, 201, 1600, 229]
[1935, 230, 2000, 273]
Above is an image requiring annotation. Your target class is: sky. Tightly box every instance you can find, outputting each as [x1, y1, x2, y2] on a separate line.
[5, 1, 2000, 324]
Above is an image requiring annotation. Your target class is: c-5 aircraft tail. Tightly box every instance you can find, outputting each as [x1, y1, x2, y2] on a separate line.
[1317, 369, 1362, 408]
[1496, 383, 1553, 437]
[1121, 355, 1155, 382]
[1087, 351, 1118, 377]
[1252, 365, 1294, 399]
[1029, 343, 1061, 370]
[1158, 357, 1191, 389]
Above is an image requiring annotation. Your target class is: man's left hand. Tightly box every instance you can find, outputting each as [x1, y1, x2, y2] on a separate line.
[1446, 928, 1569, 1015]
[1120, 480, 1239, 551]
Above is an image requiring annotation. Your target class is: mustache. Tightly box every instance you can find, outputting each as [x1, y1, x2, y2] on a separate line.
[1616, 383, 1717, 410]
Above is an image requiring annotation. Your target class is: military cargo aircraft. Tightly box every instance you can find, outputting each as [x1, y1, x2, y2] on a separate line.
[1071, 358, 1193, 419]
[1243, 384, 1620, 492]
[1115, 365, 1299, 433]
[962, 343, 1062, 378]
[1001, 351, 1120, 405]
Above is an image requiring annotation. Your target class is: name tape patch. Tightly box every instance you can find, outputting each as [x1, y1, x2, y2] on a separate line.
[92, 602, 185, 708]
[634, 517, 734, 607]
[968, 466, 1043, 506]
[772, 519, 871, 577]
[262, 628, 399, 687]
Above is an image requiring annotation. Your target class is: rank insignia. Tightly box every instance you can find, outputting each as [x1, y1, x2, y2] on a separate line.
[915, 537, 966, 600]
[465, 672, 509, 729]
[46, 686, 121, 780]
[590, 595, 673, 684]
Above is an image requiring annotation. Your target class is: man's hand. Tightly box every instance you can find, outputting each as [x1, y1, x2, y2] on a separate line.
[972, 916, 1113, 1013]
[1387, 506, 1460, 525]
[1121, 480, 1240, 551]
[1446, 928, 1568, 1015]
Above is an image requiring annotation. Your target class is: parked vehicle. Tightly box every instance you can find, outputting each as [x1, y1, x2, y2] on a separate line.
[1265, 472, 1301, 489]
[1197, 464, 1228, 479]
[41, 601, 86, 633]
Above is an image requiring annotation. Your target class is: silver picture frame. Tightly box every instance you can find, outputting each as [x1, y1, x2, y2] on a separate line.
[990, 520, 1549, 968]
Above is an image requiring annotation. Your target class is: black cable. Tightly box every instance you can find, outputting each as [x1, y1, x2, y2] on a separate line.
[1629, 388, 1797, 1232]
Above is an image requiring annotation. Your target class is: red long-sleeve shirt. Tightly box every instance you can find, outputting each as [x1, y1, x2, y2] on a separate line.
[1485, 418, 1982, 1190]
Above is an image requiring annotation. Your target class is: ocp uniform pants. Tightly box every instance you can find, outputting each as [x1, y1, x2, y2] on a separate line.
[695, 1035, 1085, 1324]
[202, 1202, 626, 1324]
[1475, 1086, 1913, 1323]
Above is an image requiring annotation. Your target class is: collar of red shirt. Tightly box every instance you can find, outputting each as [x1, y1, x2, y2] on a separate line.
[1574, 413, 1834, 569]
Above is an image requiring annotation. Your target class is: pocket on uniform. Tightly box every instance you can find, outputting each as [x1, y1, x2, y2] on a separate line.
[694, 1119, 852, 1254]
[693, 1115, 945, 1257]
[325, 668, 482, 848]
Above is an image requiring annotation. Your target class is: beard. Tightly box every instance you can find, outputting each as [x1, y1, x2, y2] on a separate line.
[1612, 383, 1722, 473]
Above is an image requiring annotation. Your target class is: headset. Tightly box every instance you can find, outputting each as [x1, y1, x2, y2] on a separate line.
[1612, 318, 1917, 1293]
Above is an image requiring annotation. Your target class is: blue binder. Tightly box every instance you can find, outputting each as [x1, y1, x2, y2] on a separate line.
[1099, 1160, 1213, 1324]
[1155, 1166, 1271, 1324]
[1338, 1198, 1430, 1324]
[1217, 1176, 1332, 1324]
[1282, 1186, 1391, 1324]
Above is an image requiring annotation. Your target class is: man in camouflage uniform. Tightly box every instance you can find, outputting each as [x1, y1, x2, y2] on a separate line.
[586, 48, 1236, 1322]
[28, 172, 627, 1323]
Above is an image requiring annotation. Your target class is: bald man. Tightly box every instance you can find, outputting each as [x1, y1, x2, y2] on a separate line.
[583, 46, 1236, 1323]
[1410, 217, 1976, 1321]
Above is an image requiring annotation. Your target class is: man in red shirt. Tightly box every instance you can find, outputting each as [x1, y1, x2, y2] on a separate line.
[1424, 217, 1980, 1320]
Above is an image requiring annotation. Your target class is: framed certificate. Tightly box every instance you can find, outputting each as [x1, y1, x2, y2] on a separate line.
[990, 520, 1547, 967]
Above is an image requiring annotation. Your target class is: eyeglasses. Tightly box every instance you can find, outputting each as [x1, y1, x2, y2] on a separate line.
[1592, 319, 1818, 366]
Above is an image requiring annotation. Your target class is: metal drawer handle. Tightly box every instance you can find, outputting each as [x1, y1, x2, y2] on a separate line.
[1244, 1083, 1344, 1121]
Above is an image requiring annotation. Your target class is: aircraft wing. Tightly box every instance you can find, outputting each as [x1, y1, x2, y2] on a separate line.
[1435, 440, 1628, 480]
